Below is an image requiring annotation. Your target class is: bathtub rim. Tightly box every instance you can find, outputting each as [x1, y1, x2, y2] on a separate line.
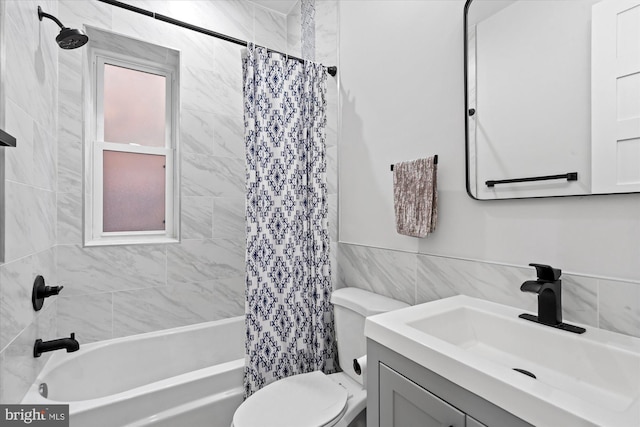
[22, 315, 245, 416]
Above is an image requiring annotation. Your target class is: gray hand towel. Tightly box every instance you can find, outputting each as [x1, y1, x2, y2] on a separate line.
[393, 156, 438, 237]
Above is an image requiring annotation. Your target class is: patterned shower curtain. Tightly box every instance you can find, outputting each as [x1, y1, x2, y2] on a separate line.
[242, 44, 335, 398]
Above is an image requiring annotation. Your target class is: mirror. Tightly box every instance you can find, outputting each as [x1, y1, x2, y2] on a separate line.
[464, 0, 640, 200]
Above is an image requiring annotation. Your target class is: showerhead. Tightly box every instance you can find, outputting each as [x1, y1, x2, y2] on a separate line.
[37, 6, 88, 50]
[56, 27, 89, 50]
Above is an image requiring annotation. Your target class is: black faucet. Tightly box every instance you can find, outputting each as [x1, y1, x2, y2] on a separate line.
[34, 333, 80, 357]
[519, 263, 586, 334]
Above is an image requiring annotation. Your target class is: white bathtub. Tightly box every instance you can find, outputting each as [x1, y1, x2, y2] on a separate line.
[22, 316, 245, 427]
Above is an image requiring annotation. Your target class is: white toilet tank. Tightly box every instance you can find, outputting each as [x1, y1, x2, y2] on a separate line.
[330, 288, 409, 384]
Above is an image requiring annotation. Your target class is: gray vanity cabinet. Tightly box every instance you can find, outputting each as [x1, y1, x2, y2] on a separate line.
[368, 339, 533, 427]
[380, 363, 467, 426]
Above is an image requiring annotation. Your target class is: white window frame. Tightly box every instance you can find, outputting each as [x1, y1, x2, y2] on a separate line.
[84, 30, 180, 247]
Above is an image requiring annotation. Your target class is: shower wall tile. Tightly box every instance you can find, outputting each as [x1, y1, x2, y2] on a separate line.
[59, 0, 112, 31]
[301, 0, 316, 61]
[4, 0, 58, 134]
[50, 0, 261, 346]
[179, 31, 217, 72]
[57, 292, 113, 344]
[57, 50, 83, 145]
[33, 124, 57, 192]
[182, 196, 214, 240]
[57, 192, 82, 245]
[166, 0, 253, 44]
[57, 161, 82, 195]
[112, 281, 216, 337]
[212, 41, 244, 118]
[56, 45, 82, 195]
[182, 153, 218, 196]
[315, 0, 337, 65]
[181, 108, 216, 155]
[183, 154, 245, 197]
[56, 46, 82, 199]
[1, 0, 59, 405]
[0, 247, 57, 352]
[599, 279, 640, 338]
[5, 183, 56, 262]
[182, 66, 218, 114]
[111, 7, 181, 49]
[213, 196, 246, 240]
[254, 6, 287, 53]
[339, 244, 416, 305]
[0, 301, 56, 404]
[57, 244, 166, 295]
[213, 113, 244, 159]
[0, 256, 36, 351]
[4, 100, 35, 186]
[210, 276, 246, 320]
[286, 1, 302, 59]
[88, 26, 176, 67]
[167, 238, 245, 286]
[36, 0, 339, 356]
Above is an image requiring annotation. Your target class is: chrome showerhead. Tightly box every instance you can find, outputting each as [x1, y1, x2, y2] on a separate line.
[37, 6, 88, 50]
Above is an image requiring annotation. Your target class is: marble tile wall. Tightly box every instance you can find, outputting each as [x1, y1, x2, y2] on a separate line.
[54, 0, 281, 345]
[0, 0, 59, 403]
[0, 0, 338, 403]
[301, 0, 316, 61]
[338, 242, 640, 339]
[54, 0, 338, 342]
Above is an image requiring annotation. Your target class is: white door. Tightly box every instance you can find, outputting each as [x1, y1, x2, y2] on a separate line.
[592, 0, 640, 193]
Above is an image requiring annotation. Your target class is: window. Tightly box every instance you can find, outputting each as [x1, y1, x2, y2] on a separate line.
[84, 28, 180, 246]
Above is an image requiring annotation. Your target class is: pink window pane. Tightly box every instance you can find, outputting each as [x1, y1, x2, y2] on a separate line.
[103, 63, 166, 147]
[103, 151, 166, 232]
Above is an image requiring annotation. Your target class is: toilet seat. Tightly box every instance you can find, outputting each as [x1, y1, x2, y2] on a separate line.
[232, 371, 348, 427]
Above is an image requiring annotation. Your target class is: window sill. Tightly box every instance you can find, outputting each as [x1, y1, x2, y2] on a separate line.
[84, 235, 180, 247]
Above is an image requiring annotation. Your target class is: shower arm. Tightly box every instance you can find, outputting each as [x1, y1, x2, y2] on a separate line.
[38, 6, 65, 29]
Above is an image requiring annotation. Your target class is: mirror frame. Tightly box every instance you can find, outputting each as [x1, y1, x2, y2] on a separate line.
[463, 0, 640, 200]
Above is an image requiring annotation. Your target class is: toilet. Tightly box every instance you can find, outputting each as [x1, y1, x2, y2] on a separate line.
[232, 287, 409, 427]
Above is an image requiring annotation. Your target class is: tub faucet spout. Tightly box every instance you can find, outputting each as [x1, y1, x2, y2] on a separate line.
[34, 333, 80, 357]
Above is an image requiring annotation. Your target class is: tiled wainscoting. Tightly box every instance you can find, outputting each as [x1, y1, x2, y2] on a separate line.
[338, 242, 640, 339]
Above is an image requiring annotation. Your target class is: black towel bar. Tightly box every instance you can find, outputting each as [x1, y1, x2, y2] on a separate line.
[486, 172, 578, 188]
[391, 155, 438, 171]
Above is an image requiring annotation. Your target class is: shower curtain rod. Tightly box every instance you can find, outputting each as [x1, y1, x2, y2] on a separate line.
[96, 0, 337, 76]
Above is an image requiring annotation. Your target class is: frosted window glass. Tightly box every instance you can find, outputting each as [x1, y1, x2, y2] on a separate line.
[103, 64, 166, 147]
[103, 151, 166, 232]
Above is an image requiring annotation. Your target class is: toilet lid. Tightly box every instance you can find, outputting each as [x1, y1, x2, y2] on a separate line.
[233, 371, 348, 427]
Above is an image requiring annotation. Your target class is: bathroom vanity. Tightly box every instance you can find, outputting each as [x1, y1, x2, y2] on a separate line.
[364, 296, 640, 427]
[367, 340, 531, 427]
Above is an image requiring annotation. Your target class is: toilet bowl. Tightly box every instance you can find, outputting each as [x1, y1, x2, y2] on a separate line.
[232, 287, 409, 427]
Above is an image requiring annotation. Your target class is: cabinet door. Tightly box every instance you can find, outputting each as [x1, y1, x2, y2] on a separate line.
[380, 363, 465, 427]
[467, 415, 488, 427]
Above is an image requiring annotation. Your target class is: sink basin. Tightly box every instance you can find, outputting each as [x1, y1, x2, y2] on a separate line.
[365, 295, 640, 427]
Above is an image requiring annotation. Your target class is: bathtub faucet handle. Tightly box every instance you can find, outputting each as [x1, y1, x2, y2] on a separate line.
[32, 275, 64, 311]
[44, 285, 64, 297]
